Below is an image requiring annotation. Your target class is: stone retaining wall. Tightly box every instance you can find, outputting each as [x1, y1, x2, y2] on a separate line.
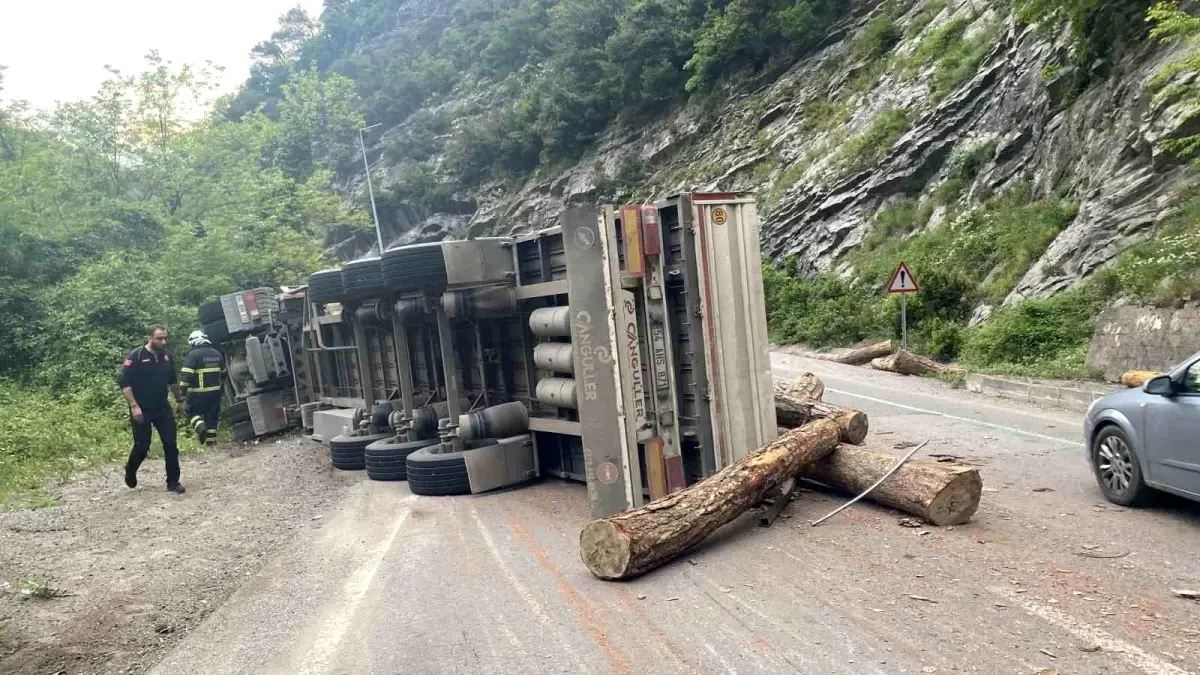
[1086, 303, 1200, 382]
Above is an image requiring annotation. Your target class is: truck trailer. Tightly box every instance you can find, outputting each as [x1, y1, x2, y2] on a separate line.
[197, 192, 776, 519]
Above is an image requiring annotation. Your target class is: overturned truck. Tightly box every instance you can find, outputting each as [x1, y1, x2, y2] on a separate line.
[200, 193, 777, 519]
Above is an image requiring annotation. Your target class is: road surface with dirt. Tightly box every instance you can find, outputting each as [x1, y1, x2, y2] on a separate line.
[3, 352, 1199, 674]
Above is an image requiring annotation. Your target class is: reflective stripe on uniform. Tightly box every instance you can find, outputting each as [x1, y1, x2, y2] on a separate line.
[195, 367, 222, 392]
[180, 367, 196, 374]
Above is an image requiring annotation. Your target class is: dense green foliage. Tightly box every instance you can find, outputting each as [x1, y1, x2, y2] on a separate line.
[228, 0, 851, 206]
[763, 179, 1083, 368]
[0, 56, 367, 503]
[1015, 0, 1155, 61]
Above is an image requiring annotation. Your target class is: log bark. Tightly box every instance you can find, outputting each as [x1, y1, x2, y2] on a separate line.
[579, 418, 842, 580]
[803, 446, 982, 526]
[775, 391, 868, 445]
[814, 340, 894, 365]
[774, 372, 825, 402]
[1121, 370, 1162, 388]
[870, 349, 952, 376]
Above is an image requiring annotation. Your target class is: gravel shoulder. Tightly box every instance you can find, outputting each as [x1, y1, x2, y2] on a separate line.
[0, 433, 351, 674]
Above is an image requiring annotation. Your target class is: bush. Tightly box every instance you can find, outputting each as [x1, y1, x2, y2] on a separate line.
[762, 264, 890, 347]
[913, 316, 964, 362]
[837, 107, 913, 173]
[0, 381, 196, 505]
[766, 182, 1084, 369]
[1016, 0, 1154, 67]
[1113, 188, 1200, 303]
[850, 2, 906, 62]
[960, 279, 1113, 376]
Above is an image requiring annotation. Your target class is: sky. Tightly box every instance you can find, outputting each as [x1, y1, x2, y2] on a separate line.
[0, 0, 326, 113]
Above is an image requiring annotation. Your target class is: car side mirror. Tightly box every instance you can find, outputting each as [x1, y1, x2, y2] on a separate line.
[1144, 375, 1176, 397]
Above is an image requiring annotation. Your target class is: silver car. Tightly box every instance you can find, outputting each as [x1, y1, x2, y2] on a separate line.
[1084, 350, 1200, 506]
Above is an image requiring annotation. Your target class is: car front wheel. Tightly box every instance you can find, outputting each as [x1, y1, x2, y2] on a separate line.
[1092, 426, 1149, 506]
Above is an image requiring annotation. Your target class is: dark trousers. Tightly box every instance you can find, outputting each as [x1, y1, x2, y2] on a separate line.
[127, 407, 180, 486]
[186, 391, 221, 443]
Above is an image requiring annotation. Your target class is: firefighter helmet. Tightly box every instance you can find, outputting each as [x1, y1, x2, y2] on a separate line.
[188, 330, 210, 347]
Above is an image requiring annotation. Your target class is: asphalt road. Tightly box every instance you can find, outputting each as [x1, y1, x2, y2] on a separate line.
[150, 353, 1200, 675]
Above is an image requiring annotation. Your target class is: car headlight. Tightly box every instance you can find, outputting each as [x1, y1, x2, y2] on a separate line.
[1086, 398, 1099, 418]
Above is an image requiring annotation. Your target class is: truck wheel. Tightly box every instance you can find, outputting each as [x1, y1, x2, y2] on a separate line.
[308, 268, 345, 304]
[329, 432, 391, 471]
[203, 320, 230, 344]
[225, 401, 250, 424]
[365, 438, 439, 481]
[403, 441, 498, 496]
[231, 421, 256, 443]
[197, 300, 224, 325]
[341, 257, 387, 300]
[382, 243, 447, 292]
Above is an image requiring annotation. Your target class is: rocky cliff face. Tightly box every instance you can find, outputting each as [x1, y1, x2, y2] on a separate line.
[363, 0, 1197, 310]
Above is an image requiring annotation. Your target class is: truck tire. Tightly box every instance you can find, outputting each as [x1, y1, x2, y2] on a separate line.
[231, 421, 256, 442]
[197, 300, 224, 325]
[365, 438, 439, 481]
[403, 439, 497, 495]
[341, 257, 386, 300]
[203, 320, 230, 344]
[308, 268, 345, 304]
[382, 243, 447, 292]
[329, 432, 390, 471]
[225, 401, 250, 424]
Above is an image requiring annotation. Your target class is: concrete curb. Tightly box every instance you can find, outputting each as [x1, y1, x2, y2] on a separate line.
[964, 373, 1118, 413]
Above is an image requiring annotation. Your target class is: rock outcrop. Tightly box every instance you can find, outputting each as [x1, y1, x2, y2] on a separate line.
[357, 0, 1197, 310]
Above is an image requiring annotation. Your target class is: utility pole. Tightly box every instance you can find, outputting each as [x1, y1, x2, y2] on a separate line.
[358, 123, 384, 254]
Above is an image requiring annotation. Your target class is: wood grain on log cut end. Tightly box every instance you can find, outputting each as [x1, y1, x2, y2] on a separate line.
[926, 468, 984, 526]
[1120, 370, 1162, 388]
[836, 410, 869, 446]
[580, 520, 631, 580]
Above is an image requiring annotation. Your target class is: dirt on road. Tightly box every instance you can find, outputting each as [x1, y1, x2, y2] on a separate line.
[0, 433, 350, 674]
[3, 355, 1200, 674]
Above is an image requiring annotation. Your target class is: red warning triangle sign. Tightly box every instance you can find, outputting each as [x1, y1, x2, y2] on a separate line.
[887, 261, 920, 294]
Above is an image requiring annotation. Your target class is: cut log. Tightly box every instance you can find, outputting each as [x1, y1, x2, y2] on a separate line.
[814, 340, 894, 366]
[579, 418, 842, 580]
[1121, 370, 1162, 388]
[871, 349, 953, 376]
[775, 391, 868, 445]
[774, 372, 825, 402]
[803, 446, 982, 526]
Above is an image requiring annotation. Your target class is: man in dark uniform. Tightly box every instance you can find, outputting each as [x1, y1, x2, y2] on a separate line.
[119, 325, 186, 494]
[181, 330, 225, 445]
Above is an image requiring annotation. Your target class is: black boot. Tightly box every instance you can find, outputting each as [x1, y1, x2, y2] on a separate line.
[124, 463, 137, 489]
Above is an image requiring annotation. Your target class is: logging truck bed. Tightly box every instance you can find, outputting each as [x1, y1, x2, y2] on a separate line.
[4, 354, 1200, 674]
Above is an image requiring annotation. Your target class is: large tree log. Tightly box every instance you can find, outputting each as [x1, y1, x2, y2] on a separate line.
[774, 372, 825, 402]
[814, 340, 895, 365]
[775, 391, 868, 445]
[870, 349, 953, 376]
[579, 418, 842, 580]
[803, 446, 982, 526]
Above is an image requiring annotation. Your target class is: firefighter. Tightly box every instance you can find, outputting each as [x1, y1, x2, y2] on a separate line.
[181, 330, 225, 445]
[120, 325, 186, 494]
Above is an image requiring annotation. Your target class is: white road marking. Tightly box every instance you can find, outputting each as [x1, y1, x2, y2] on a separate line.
[824, 387, 1086, 447]
[298, 495, 417, 674]
[989, 586, 1191, 675]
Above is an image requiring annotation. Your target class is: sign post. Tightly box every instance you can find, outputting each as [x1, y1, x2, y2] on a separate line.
[886, 261, 920, 350]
